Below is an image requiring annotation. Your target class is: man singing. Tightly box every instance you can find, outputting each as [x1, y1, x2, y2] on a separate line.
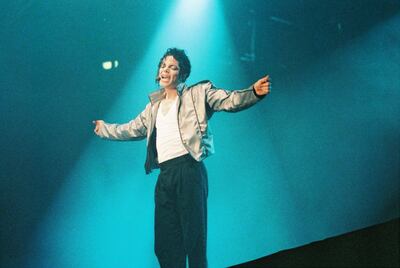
[93, 48, 271, 268]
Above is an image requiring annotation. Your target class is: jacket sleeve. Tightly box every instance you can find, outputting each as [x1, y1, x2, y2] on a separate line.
[97, 103, 150, 141]
[204, 81, 263, 112]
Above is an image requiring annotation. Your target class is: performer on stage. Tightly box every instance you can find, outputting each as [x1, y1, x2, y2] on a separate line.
[93, 48, 271, 268]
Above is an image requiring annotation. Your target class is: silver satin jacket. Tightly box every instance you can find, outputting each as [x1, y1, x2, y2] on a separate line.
[97, 80, 264, 173]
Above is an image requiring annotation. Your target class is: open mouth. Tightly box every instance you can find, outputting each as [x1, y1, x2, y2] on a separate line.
[160, 74, 170, 81]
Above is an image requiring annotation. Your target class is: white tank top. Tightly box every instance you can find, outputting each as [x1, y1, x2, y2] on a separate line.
[156, 98, 189, 163]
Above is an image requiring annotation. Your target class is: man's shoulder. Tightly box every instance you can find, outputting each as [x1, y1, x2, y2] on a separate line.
[187, 80, 213, 91]
[189, 80, 211, 87]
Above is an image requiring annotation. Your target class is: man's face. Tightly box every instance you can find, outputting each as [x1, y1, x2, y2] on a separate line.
[158, 55, 181, 89]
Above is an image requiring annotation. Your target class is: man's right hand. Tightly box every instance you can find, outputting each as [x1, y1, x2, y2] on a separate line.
[92, 120, 104, 135]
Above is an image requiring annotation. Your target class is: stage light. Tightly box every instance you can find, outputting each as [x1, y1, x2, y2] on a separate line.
[175, 0, 210, 21]
[102, 60, 119, 70]
[102, 61, 112, 70]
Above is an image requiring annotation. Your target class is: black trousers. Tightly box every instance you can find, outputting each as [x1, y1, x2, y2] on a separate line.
[155, 154, 208, 268]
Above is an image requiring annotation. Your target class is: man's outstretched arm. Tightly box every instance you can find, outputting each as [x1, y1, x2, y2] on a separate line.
[205, 75, 271, 112]
[93, 104, 150, 141]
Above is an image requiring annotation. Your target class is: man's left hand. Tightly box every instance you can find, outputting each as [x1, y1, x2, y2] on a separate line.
[253, 75, 271, 96]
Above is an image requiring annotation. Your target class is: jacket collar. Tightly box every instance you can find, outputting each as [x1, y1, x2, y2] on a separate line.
[148, 83, 187, 104]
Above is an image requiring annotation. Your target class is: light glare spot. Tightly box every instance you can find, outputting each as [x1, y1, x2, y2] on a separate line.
[102, 61, 112, 70]
[176, 0, 210, 21]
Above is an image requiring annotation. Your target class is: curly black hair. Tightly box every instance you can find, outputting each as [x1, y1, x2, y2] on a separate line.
[155, 48, 191, 84]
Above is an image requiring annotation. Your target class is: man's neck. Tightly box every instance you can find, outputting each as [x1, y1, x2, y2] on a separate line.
[164, 87, 178, 100]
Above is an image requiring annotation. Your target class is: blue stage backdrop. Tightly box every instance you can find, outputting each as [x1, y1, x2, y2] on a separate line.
[1, 0, 399, 267]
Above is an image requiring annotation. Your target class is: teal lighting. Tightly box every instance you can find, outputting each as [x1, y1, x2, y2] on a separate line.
[28, 1, 279, 267]
[23, 2, 400, 267]
[175, 0, 211, 22]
